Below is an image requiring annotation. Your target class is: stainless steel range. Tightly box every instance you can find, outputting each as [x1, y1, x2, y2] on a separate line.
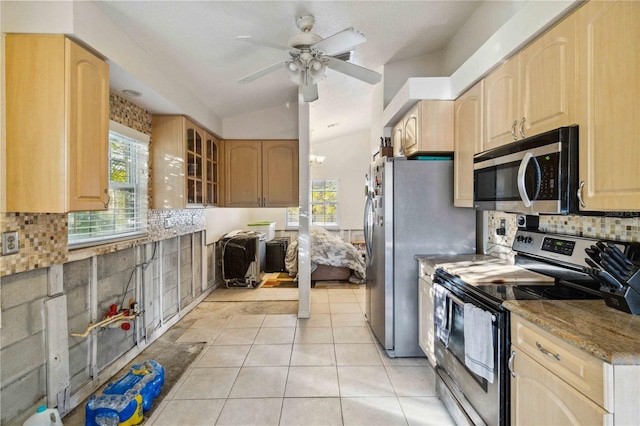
[432, 230, 640, 426]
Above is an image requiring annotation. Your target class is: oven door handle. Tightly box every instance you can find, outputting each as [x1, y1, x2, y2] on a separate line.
[446, 292, 497, 323]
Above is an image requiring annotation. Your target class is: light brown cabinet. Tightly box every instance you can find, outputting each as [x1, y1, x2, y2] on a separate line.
[576, 0, 640, 211]
[484, 58, 520, 150]
[205, 132, 222, 207]
[453, 81, 483, 208]
[392, 121, 404, 157]
[224, 140, 299, 207]
[417, 259, 436, 368]
[510, 314, 618, 425]
[152, 116, 221, 208]
[484, 14, 576, 151]
[5, 34, 109, 213]
[393, 101, 454, 157]
[510, 346, 611, 425]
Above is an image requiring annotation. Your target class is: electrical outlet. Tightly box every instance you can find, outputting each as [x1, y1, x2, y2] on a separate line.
[2, 231, 19, 255]
[496, 219, 507, 236]
[163, 217, 173, 229]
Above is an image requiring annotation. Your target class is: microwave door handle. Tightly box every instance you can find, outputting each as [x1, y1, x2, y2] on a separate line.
[517, 152, 534, 207]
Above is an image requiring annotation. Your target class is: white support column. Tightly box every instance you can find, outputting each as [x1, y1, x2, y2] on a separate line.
[297, 90, 311, 318]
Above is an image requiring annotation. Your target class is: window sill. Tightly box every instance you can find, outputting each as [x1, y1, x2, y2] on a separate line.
[68, 234, 150, 262]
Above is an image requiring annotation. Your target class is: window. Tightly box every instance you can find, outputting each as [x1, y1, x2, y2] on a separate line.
[68, 121, 149, 247]
[286, 180, 338, 227]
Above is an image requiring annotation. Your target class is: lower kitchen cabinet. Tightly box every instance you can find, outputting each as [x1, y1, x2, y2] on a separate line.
[418, 277, 435, 366]
[510, 346, 612, 425]
[509, 313, 640, 425]
[417, 259, 436, 367]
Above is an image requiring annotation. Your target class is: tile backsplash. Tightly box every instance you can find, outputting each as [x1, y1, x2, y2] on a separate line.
[487, 211, 640, 257]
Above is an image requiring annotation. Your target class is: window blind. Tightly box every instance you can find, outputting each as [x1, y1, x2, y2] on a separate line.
[68, 127, 149, 247]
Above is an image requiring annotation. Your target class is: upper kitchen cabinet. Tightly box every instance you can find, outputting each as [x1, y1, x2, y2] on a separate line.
[454, 80, 484, 208]
[224, 139, 299, 208]
[483, 58, 519, 151]
[392, 121, 404, 157]
[152, 115, 220, 209]
[484, 14, 576, 151]
[576, 0, 640, 211]
[205, 132, 222, 207]
[5, 34, 109, 213]
[395, 101, 454, 157]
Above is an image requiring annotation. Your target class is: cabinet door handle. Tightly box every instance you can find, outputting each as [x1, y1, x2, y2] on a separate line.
[104, 189, 110, 209]
[508, 350, 516, 377]
[519, 117, 526, 139]
[536, 341, 561, 361]
[511, 120, 518, 140]
[577, 181, 587, 208]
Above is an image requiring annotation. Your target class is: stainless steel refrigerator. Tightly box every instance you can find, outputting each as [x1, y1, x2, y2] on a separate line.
[364, 157, 476, 357]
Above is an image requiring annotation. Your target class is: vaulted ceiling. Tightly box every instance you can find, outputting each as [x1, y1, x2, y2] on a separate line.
[95, 1, 484, 141]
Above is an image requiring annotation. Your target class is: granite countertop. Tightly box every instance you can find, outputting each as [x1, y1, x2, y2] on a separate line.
[504, 299, 640, 365]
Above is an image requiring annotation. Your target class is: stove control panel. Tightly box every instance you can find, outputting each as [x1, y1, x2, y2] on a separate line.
[512, 230, 628, 270]
[541, 237, 576, 256]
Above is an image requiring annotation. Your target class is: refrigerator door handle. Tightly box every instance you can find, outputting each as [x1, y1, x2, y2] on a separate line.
[363, 193, 374, 265]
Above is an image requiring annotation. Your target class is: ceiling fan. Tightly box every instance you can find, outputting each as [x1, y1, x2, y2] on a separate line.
[236, 15, 382, 102]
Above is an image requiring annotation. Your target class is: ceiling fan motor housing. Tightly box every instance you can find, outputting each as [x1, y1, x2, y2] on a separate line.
[288, 32, 323, 50]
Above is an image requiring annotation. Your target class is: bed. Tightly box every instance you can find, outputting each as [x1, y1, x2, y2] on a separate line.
[285, 227, 366, 285]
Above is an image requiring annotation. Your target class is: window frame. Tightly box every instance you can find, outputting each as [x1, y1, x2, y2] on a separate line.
[286, 179, 339, 228]
[68, 120, 149, 249]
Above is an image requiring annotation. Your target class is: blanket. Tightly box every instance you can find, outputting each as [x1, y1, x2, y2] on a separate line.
[285, 227, 366, 284]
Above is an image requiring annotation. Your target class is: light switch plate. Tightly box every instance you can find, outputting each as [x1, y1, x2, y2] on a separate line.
[2, 231, 19, 255]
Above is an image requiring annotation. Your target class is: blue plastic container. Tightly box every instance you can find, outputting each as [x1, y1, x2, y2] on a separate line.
[85, 360, 164, 426]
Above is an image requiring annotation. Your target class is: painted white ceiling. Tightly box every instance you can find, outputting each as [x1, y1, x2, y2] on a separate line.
[94, 1, 483, 142]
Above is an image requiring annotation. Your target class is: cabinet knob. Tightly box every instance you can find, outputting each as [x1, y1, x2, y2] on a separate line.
[104, 188, 110, 209]
[519, 117, 526, 139]
[511, 120, 518, 141]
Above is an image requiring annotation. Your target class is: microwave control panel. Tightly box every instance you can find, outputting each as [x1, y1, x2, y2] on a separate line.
[536, 152, 560, 199]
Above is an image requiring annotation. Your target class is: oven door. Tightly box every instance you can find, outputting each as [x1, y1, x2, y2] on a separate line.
[433, 281, 506, 426]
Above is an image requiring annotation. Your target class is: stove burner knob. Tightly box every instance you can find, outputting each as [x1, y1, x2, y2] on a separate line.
[525, 237, 533, 244]
[516, 236, 524, 242]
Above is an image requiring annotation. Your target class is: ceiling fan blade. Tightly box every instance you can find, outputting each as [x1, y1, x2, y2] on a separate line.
[236, 36, 292, 52]
[313, 28, 366, 56]
[302, 84, 319, 103]
[326, 57, 382, 85]
[237, 60, 286, 84]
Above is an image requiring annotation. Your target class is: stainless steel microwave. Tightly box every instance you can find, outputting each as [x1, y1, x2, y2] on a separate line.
[473, 126, 578, 214]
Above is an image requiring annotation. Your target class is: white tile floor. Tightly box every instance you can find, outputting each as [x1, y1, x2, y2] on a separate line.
[147, 286, 455, 426]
